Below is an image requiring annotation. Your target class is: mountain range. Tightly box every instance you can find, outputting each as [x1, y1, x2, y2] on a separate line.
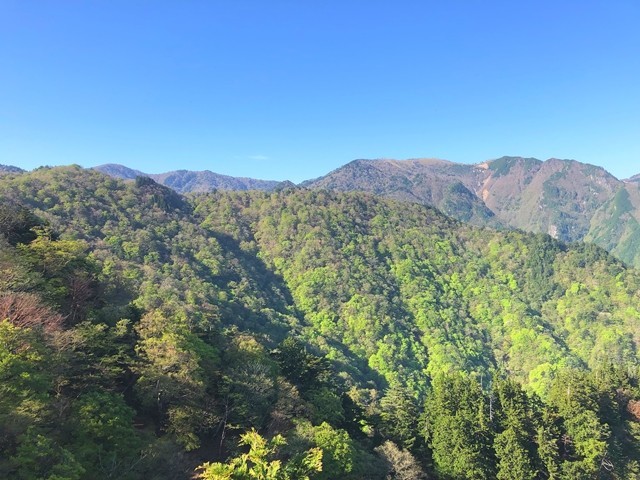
[2, 165, 640, 478]
[93, 163, 288, 192]
[2, 157, 640, 267]
[304, 157, 640, 267]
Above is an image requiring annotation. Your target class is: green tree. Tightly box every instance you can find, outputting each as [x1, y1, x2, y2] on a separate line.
[134, 310, 219, 451]
[9, 427, 85, 480]
[425, 374, 494, 479]
[491, 379, 537, 480]
[196, 429, 322, 480]
[69, 391, 143, 479]
[0, 203, 42, 246]
[378, 381, 420, 450]
[548, 370, 610, 477]
[271, 338, 331, 393]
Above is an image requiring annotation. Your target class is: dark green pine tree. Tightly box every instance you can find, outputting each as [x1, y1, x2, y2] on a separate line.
[378, 381, 420, 450]
[547, 369, 610, 478]
[535, 404, 562, 479]
[424, 374, 495, 480]
[491, 378, 537, 480]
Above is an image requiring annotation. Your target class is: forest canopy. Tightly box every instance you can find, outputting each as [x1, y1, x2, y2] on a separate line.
[1, 166, 640, 479]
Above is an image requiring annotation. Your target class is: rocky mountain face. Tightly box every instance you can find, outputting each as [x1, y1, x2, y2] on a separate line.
[302, 159, 499, 227]
[304, 157, 640, 267]
[477, 157, 620, 241]
[92, 163, 285, 193]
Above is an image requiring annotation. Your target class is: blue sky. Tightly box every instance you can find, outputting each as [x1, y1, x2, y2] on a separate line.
[1, 1, 639, 182]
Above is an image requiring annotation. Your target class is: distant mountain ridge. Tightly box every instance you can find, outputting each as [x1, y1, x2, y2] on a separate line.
[92, 163, 286, 193]
[302, 158, 499, 227]
[4, 158, 640, 267]
[93, 163, 145, 180]
[626, 173, 640, 183]
[304, 156, 640, 267]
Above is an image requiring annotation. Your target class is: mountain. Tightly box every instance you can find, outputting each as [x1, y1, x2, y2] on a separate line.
[305, 156, 640, 267]
[0, 164, 25, 175]
[149, 169, 284, 193]
[12, 158, 640, 269]
[93, 163, 285, 193]
[585, 183, 640, 263]
[302, 158, 498, 227]
[479, 157, 620, 241]
[1, 166, 640, 478]
[93, 163, 145, 179]
[626, 173, 640, 183]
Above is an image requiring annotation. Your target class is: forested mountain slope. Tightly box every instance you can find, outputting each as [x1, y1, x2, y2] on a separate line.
[305, 157, 640, 268]
[194, 187, 640, 393]
[301, 158, 499, 227]
[1, 166, 640, 479]
[11, 157, 640, 269]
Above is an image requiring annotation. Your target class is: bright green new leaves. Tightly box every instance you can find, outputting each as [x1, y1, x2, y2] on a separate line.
[134, 310, 219, 450]
[197, 430, 322, 480]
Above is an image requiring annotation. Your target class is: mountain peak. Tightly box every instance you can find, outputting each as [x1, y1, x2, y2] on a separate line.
[93, 163, 145, 179]
[625, 173, 640, 183]
[0, 164, 26, 175]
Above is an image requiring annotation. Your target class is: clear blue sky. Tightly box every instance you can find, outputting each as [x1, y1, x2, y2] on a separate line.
[1, 1, 639, 182]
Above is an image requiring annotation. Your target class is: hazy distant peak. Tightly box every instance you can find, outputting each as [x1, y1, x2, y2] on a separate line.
[486, 155, 542, 164]
[354, 157, 456, 167]
[93, 164, 146, 180]
[0, 164, 26, 175]
[93, 163, 284, 194]
[625, 173, 640, 183]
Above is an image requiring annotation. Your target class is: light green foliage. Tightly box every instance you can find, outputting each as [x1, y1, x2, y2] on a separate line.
[197, 429, 322, 480]
[293, 421, 357, 480]
[134, 310, 219, 450]
[17, 227, 91, 312]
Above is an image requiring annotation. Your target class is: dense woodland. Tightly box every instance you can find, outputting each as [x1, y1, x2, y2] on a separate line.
[1, 166, 640, 479]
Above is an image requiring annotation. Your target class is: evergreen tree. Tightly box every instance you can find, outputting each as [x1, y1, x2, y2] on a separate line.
[425, 374, 494, 479]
